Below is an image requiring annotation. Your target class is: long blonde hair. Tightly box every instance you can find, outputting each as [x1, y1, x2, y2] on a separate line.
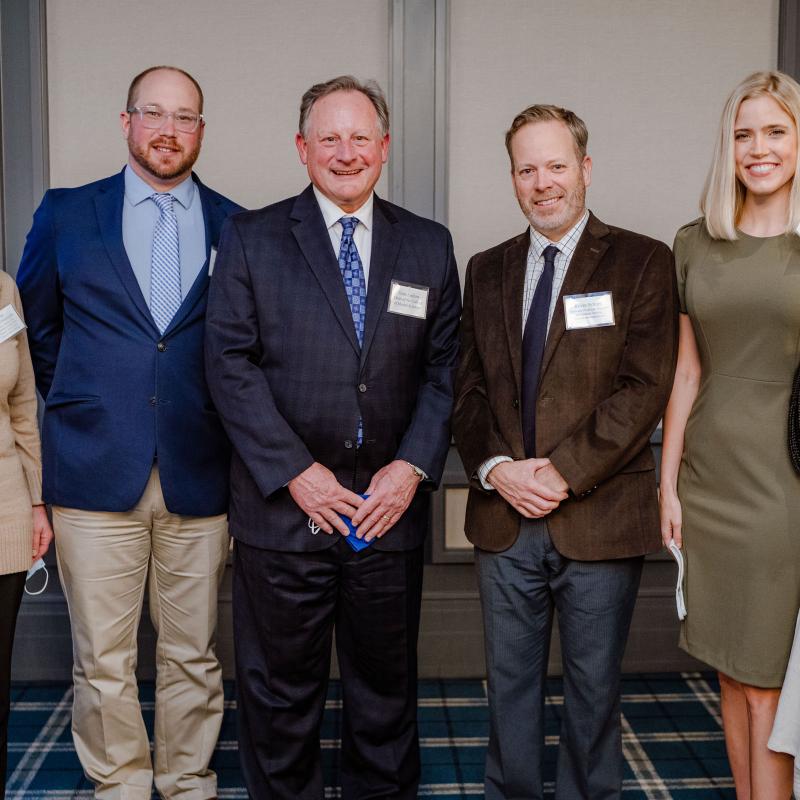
[701, 70, 800, 240]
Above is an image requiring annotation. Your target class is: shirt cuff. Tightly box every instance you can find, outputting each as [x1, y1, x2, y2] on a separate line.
[477, 456, 513, 490]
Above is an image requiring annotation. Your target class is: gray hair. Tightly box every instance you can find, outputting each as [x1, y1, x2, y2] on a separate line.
[299, 75, 389, 138]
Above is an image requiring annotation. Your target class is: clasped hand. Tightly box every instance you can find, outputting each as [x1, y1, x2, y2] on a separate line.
[288, 460, 419, 542]
[487, 458, 569, 518]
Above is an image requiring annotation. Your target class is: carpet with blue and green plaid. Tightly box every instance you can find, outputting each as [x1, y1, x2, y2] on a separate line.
[6, 672, 733, 799]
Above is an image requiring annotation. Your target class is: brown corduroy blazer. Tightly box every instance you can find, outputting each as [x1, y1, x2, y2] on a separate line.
[453, 213, 679, 560]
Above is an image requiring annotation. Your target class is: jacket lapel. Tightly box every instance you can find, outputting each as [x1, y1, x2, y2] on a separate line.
[291, 185, 360, 356]
[94, 171, 158, 333]
[540, 213, 610, 377]
[164, 177, 222, 334]
[501, 231, 530, 396]
[360, 197, 401, 366]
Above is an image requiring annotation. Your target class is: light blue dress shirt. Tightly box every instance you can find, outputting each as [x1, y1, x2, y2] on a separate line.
[122, 166, 207, 306]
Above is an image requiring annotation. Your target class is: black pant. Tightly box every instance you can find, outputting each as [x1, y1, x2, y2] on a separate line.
[0, 571, 26, 799]
[233, 538, 424, 800]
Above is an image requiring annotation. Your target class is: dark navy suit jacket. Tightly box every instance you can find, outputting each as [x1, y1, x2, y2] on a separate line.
[205, 185, 461, 551]
[17, 169, 242, 516]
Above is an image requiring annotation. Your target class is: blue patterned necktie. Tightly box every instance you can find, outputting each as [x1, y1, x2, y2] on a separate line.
[338, 217, 367, 346]
[150, 193, 182, 334]
[521, 244, 559, 457]
[338, 216, 367, 444]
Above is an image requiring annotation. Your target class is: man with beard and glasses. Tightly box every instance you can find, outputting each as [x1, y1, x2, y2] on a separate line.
[452, 104, 679, 799]
[17, 66, 241, 800]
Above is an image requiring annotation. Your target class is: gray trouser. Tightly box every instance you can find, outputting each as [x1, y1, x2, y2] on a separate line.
[476, 518, 643, 800]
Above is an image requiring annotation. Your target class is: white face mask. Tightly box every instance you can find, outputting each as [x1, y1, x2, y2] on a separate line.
[25, 558, 48, 596]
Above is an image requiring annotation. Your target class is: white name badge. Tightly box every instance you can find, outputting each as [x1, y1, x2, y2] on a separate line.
[563, 291, 615, 330]
[0, 305, 26, 344]
[387, 280, 429, 319]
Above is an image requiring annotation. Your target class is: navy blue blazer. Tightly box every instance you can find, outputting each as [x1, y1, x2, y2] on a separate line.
[205, 185, 461, 552]
[17, 169, 242, 516]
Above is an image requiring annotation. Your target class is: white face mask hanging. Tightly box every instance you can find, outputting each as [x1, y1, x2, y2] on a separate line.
[25, 558, 49, 596]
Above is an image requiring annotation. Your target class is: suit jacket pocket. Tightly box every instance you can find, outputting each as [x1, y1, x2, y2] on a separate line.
[44, 393, 101, 409]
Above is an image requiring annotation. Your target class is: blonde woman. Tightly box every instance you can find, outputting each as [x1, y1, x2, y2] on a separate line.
[0, 269, 51, 798]
[660, 70, 800, 798]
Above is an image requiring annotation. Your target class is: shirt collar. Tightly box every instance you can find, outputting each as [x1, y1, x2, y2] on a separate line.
[313, 186, 374, 233]
[528, 209, 590, 261]
[124, 165, 196, 210]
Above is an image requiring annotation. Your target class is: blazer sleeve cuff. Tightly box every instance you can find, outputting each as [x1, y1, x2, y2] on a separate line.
[547, 447, 595, 498]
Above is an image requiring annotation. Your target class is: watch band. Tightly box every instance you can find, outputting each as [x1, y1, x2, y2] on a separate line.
[405, 461, 426, 481]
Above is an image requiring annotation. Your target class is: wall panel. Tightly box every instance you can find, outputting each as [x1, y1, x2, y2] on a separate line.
[448, 0, 778, 269]
[46, 0, 389, 209]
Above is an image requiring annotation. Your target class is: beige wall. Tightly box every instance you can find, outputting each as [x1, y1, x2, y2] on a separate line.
[448, 0, 779, 268]
[46, 0, 390, 209]
[47, 0, 780, 265]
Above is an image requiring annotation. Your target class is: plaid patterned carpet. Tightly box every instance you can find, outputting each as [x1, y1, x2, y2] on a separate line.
[7, 672, 735, 799]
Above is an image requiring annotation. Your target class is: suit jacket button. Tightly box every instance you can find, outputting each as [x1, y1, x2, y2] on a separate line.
[358, 383, 367, 393]
[344, 439, 353, 449]
[157, 341, 167, 352]
[149, 397, 157, 406]
[512, 399, 519, 408]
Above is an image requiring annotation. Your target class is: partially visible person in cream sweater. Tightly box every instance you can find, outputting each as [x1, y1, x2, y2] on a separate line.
[0, 269, 51, 799]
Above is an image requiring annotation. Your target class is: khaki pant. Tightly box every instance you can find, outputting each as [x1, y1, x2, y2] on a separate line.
[54, 467, 229, 800]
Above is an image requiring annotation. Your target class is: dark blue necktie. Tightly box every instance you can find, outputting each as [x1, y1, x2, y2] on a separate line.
[521, 244, 558, 457]
[338, 217, 367, 445]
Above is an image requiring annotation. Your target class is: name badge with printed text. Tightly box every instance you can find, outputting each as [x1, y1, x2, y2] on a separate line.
[387, 280, 429, 319]
[0, 305, 26, 344]
[563, 291, 615, 330]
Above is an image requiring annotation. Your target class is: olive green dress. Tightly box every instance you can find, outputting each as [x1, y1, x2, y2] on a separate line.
[674, 219, 800, 687]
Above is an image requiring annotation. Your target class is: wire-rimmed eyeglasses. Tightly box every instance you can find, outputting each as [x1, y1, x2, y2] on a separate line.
[127, 105, 204, 133]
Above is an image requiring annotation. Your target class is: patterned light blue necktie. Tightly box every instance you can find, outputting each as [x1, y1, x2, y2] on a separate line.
[338, 216, 367, 445]
[150, 193, 182, 333]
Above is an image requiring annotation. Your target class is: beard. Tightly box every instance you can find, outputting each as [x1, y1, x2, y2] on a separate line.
[128, 136, 201, 183]
[518, 179, 586, 236]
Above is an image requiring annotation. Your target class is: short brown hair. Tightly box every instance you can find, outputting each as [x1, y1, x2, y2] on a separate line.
[126, 66, 204, 113]
[505, 104, 588, 165]
[299, 75, 389, 138]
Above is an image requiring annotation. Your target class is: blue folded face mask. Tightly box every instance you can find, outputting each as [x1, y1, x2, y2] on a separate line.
[25, 558, 48, 595]
[338, 495, 372, 552]
[306, 494, 373, 551]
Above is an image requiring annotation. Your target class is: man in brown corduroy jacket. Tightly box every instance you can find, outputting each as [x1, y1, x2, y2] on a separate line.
[453, 103, 679, 800]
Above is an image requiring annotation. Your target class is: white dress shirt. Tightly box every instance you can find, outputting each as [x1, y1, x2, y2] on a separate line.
[313, 187, 374, 288]
[478, 210, 590, 489]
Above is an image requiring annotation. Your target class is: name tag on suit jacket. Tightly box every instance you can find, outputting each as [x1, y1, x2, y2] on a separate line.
[563, 291, 615, 329]
[387, 279, 429, 319]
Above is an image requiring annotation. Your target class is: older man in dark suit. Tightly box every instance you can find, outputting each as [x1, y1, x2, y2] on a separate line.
[205, 75, 461, 799]
[453, 105, 679, 799]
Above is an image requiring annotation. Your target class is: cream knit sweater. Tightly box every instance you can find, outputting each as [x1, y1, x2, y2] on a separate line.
[0, 271, 42, 575]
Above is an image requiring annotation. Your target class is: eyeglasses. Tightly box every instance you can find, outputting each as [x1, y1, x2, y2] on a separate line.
[127, 105, 204, 133]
